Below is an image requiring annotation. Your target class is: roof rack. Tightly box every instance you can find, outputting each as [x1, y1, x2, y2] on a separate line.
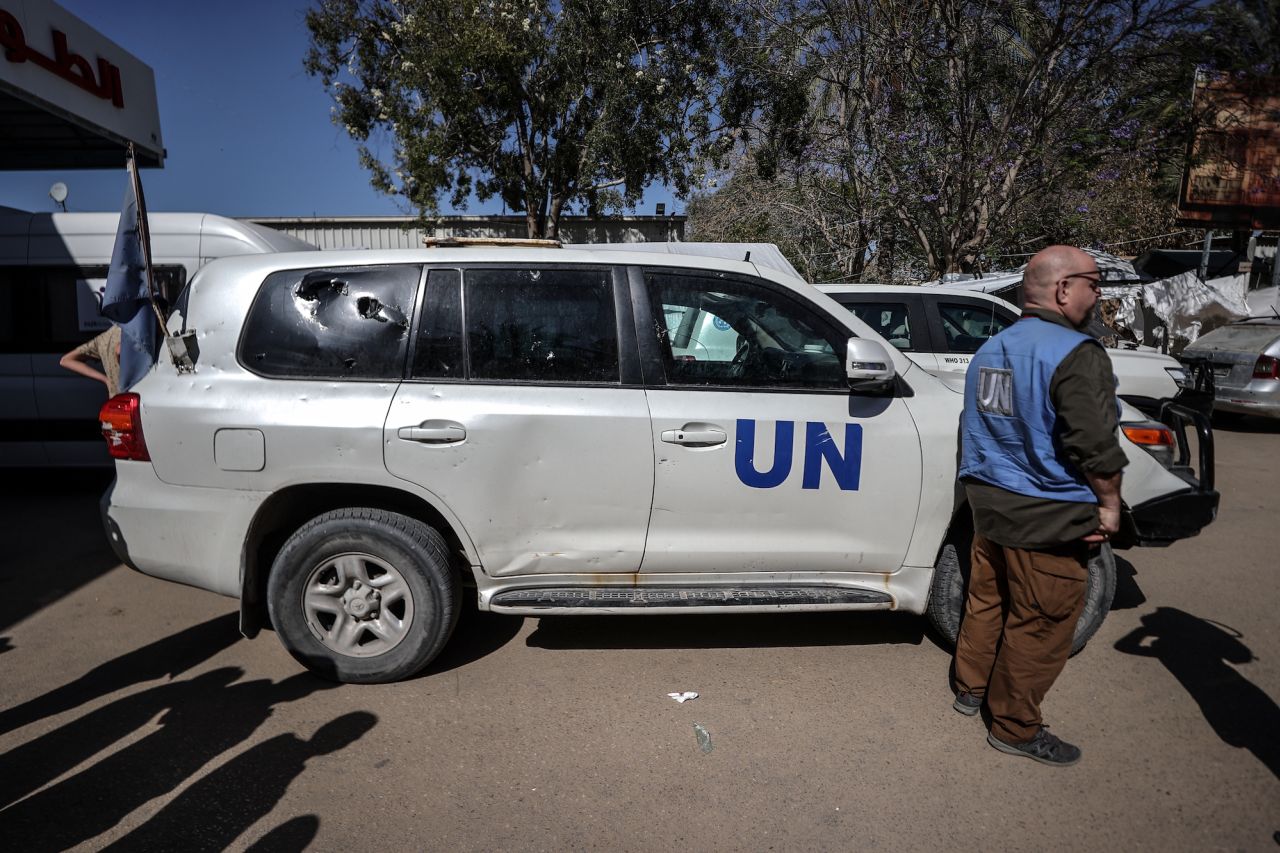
[422, 236, 562, 248]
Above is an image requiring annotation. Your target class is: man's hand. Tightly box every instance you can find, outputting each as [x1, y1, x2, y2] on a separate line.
[1084, 505, 1121, 543]
[1083, 469, 1123, 544]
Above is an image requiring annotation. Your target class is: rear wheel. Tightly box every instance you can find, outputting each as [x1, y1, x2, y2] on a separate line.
[267, 508, 458, 683]
[926, 530, 1116, 656]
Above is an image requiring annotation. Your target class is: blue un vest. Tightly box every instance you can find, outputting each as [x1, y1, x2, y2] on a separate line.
[959, 316, 1098, 503]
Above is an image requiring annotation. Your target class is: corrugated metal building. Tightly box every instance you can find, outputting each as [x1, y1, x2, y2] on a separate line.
[246, 214, 686, 251]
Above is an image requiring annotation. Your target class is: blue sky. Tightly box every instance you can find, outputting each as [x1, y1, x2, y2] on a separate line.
[1, 0, 677, 219]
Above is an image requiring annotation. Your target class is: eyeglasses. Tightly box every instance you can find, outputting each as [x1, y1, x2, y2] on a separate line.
[1063, 272, 1102, 292]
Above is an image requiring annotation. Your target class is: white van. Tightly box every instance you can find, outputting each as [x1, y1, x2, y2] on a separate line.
[0, 210, 317, 467]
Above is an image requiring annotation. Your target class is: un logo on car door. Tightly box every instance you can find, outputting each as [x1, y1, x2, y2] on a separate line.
[734, 419, 863, 491]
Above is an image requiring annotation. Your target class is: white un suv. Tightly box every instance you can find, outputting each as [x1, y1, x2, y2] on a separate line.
[99, 246, 1219, 682]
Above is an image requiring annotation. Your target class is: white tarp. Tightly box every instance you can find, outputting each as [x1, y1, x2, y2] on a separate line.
[1079, 249, 1140, 282]
[1247, 286, 1279, 318]
[1136, 272, 1251, 343]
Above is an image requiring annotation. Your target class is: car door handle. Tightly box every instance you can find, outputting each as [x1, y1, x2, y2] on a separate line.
[660, 424, 727, 447]
[397, 421, 466, 443]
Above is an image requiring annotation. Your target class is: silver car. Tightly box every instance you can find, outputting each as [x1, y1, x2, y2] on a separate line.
[1181, 318, 1280, 419]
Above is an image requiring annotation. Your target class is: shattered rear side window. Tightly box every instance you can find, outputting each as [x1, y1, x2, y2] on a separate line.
[239, 265, 420, 380]
[465, 268, 619, 383]
[412, 269, 464, 379]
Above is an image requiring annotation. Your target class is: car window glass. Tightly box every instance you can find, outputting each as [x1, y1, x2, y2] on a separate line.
[937, 301, 1014, 353]
[239, 264, 418, 380]
[647, 271, 845, 389]
[412, 269, 464, 379]
[465, 268, 618, 383]
[841, 300, 914, 351]
[0, 265, 185, 353]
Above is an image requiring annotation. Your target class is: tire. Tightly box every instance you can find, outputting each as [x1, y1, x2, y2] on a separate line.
[926, 531, 1116, 656]
[266, 508, 458, 684]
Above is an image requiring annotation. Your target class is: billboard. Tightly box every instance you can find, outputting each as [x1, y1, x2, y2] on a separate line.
[0, 0, 163, 168]
[1178, 70, 1280, 229]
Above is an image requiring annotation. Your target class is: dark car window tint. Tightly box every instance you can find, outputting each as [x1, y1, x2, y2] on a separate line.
[412, 269, 464, 379]
[647, 272, 845, 390]
[841, 300, 914, 351]
[0, 265, 185, 353]
[938, 301, 1014, 353]
[465, 268, 618, 383]
[239, 265, 419, 380]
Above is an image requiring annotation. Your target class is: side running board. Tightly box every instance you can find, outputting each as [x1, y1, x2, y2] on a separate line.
[490, 585, 892, 609]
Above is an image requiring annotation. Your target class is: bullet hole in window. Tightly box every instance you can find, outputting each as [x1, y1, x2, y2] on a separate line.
[295, 275, 348, 302]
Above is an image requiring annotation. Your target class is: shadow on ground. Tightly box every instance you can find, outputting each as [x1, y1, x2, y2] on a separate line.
[0, 652, 375, 851]
[0, 612, 242, 736]
[527, 610, 924, 651]
[99, 713, 375, 852]
[417, 594, 525, 677]
[0, 469, 118, 634]
[1115, 606, 1278, 780]
[1111, 554, 1147, 611]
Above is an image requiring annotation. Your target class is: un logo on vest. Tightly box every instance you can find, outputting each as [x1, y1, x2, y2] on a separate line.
[977, 367, 1014, 416]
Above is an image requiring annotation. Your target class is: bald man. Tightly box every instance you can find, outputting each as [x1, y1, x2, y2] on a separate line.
[951, 245, 1127, 767]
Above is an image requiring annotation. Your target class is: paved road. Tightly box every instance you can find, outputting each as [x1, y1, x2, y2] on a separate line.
[1, 418, 1276, 851]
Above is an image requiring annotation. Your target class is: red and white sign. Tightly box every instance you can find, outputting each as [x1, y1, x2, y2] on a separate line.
[0, 0, 163, 164]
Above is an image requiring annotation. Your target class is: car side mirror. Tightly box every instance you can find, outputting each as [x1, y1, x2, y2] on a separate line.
[846, 337, 896, 392]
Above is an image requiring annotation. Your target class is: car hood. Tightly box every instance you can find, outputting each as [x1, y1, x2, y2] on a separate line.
[1106, 347, 1181, 368]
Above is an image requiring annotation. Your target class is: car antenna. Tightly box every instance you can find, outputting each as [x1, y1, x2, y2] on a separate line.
[744, 251, 751, 263]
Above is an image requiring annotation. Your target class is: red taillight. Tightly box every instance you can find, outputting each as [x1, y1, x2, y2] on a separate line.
[1252, 355, 1279, 380]
[1121, 423, 1175, 448]
[99, 393, 150, 461]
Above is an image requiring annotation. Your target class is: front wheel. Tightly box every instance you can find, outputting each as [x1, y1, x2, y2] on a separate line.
[926, 533, 1116, 656]
[267, 508, 458, 683]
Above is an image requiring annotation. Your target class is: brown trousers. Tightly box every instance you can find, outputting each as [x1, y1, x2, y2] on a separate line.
[953, 534, 1089, 744]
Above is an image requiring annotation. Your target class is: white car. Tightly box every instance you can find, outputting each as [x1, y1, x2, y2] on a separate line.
[100, 246, 1219, 683]
[815, 284, 1192, 411]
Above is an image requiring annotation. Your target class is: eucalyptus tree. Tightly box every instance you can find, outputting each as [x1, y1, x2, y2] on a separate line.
[305, 0, 743, 238]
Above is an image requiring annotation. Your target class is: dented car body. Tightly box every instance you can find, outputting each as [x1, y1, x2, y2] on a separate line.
[101, 247, 1219, 683]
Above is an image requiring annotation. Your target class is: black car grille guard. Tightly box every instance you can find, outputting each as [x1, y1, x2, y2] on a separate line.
[1116, 400, 1219, 548]
[1159, 400, 1215, 493]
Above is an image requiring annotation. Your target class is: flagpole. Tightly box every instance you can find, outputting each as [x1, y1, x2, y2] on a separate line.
[127, 143, 171, 338]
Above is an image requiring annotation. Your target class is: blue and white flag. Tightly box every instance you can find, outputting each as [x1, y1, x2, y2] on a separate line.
[100, 153, 157, 392]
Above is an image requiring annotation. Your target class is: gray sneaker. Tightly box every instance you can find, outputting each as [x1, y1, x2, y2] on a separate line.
[952, 692, 982, 716]
[987, 727, 1082, 767]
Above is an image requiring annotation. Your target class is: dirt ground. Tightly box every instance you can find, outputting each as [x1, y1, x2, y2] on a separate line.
[1, 417, 1276, 852]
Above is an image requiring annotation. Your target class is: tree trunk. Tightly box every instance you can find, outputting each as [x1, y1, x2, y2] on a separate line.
[525, 209, 543, 239]
[547, 194, 566, 240]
